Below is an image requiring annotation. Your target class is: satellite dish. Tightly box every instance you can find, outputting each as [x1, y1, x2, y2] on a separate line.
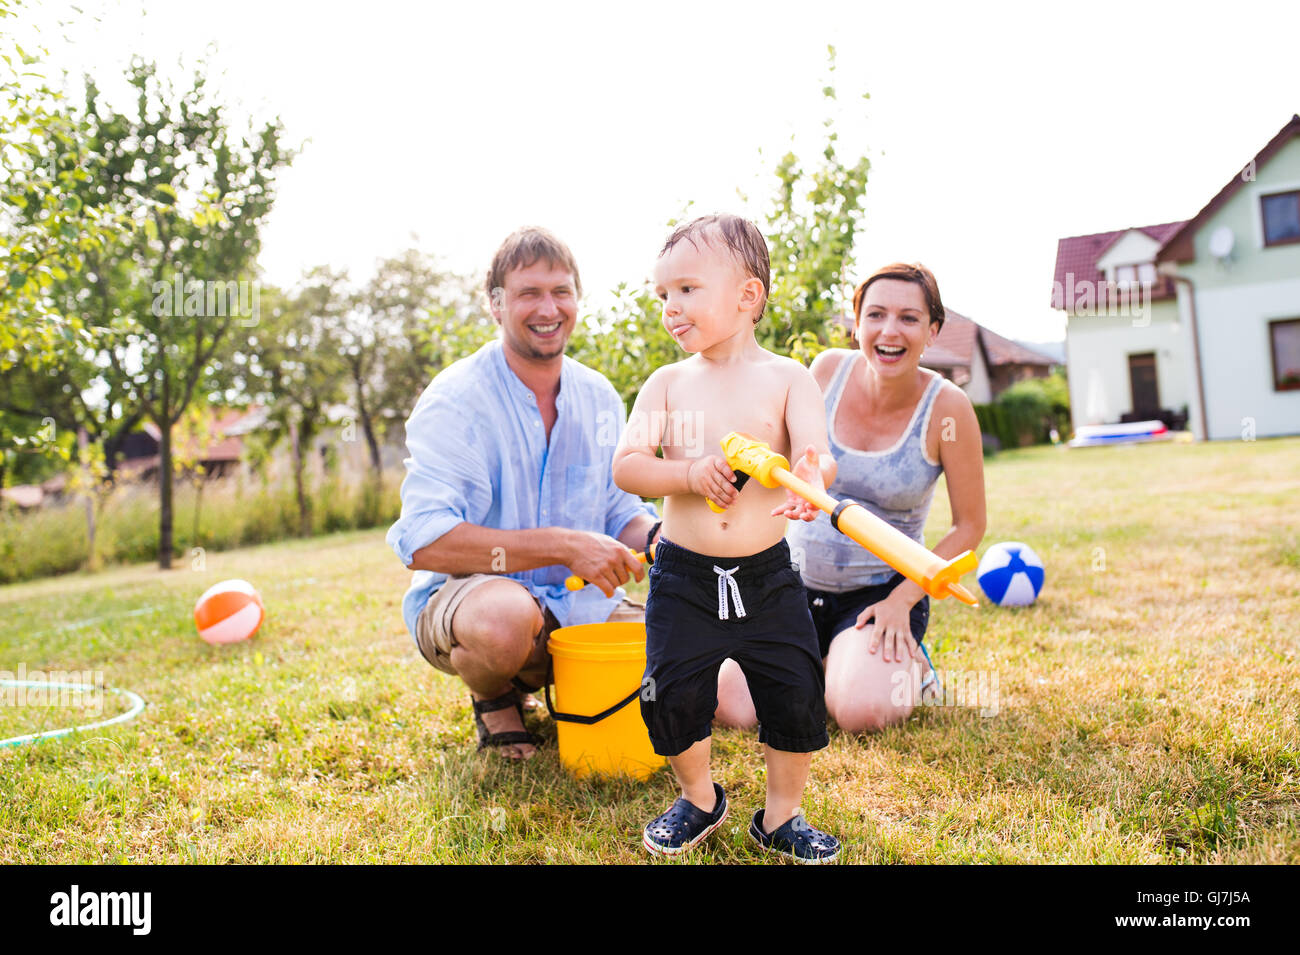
[1209, 226, 1235, 260]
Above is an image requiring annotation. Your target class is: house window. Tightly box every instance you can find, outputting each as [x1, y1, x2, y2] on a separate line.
[1261, 190, 1300, 247]
[1270, 319, 1300, 392]
[1115, 263, 1156, 288]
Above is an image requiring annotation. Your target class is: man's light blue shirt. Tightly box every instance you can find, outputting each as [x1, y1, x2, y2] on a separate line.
[387, 338, 658, 642]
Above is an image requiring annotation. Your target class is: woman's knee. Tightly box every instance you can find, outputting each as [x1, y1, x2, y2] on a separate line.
[826, 688, 913, 734]
[714, 659, 757, 728]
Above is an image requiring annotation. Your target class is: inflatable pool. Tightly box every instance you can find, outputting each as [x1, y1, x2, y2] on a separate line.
[1069, 420, 1171, 448]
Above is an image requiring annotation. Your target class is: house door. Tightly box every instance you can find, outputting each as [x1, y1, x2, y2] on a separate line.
[1128, 352, 1159, 413]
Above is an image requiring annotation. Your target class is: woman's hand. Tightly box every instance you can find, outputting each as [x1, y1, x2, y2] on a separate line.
[854, 591, 922, 664]
[770, 445, 822, 521]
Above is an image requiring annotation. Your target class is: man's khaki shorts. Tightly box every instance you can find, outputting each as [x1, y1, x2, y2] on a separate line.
[414, 574, 645, 684]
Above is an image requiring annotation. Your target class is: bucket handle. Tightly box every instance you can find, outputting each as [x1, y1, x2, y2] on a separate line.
[543, 658, 643, 725]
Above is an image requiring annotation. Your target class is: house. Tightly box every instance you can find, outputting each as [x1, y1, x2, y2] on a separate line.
[116, 403, 404, 483]
[921, 309, 1059, 403]
[117, 406, 269, 480]
[1052, 115, 1300, 440]
[839, 308, 1059, 403]
[1051, 221, 1188, 430]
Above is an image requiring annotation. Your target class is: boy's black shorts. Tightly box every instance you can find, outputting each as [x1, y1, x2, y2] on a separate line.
[641, 536, 829, 757]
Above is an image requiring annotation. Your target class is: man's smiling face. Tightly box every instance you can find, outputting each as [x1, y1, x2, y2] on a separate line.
[492, 259, 579, 364]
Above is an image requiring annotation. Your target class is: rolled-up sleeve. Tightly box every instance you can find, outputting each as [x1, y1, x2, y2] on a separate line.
[386, 388, 493, 567]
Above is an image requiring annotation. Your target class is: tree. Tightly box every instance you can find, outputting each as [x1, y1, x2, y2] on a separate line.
[572, 51, 870, 413]
[758, 45, 870, 358]
[0, 0, 124, 374]
[346, 250, 485, 477]
[568, 281, 680, 410]
[242, 274, 347, 536]
[1, 0, 128, 498]
[40, 56, 293, 568]
[367, 252, 497, 427]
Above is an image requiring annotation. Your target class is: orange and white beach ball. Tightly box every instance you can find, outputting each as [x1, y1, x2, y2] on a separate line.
[194, 579, 265, 645]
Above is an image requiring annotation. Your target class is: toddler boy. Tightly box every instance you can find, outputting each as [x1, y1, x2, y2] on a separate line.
[612, 214, 841, 863]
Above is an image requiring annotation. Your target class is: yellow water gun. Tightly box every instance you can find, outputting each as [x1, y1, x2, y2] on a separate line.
[707, 432, 979, 606]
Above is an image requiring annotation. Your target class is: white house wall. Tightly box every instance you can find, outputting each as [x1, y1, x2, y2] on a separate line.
[1175, 134, 1300, 440]
[1065, 301, 1187, 429]
[1189, 278, 1300, 439]
[967, 342, 992, 404]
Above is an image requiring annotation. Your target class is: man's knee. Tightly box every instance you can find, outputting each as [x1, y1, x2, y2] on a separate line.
[451, 581, 543, 667]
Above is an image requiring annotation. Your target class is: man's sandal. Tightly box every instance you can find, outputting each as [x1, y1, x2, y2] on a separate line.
[471, 689, 541, 756]
[511, 676, 544, 713]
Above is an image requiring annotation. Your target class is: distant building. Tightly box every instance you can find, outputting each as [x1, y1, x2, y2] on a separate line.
[921, 309, 1059, 403]
[1052, 115, 1300, 440]
[117, 406, 268, 480]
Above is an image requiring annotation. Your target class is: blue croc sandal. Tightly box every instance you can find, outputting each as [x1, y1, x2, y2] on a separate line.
[748, 809, 841, 864]
[643, 783, 728, 856]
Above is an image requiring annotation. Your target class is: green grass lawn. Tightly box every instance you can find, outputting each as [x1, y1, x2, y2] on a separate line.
[2, 438, 1298, 863]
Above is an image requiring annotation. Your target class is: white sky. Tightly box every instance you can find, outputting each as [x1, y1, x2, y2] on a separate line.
[19, 0, 1300, 344]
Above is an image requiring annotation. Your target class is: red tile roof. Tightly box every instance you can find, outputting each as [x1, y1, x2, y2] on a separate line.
[1050, 222, 1185, 312]
[923, 309, 978, 369]
[980, 322, 1059, 367]
[923, 309, 1057, 370]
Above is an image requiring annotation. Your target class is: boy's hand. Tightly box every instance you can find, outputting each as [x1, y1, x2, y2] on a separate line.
[688, 455, 739, 510]
[771, 445, 822, 522]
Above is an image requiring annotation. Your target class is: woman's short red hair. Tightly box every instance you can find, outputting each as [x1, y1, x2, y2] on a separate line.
[852, 262, 945, 332]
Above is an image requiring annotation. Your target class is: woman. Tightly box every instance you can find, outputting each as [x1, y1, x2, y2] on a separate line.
[717, 263, 986, 733]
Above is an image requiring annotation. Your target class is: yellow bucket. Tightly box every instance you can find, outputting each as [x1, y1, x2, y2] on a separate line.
[546, 622, 666, 780]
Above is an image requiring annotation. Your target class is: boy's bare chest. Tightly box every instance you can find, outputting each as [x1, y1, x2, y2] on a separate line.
[665, 369, 790, 459]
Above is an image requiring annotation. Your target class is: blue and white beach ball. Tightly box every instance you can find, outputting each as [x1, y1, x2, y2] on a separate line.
[977, 542, 1045, 607]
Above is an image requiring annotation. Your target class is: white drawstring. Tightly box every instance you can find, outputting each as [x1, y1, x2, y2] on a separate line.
[713, 565, 746, 620]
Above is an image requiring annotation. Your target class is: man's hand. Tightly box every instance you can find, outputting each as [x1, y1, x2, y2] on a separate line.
[770, 445, 822, 521]
[688, 455, 738, 510]
[564, 529, 645, 597]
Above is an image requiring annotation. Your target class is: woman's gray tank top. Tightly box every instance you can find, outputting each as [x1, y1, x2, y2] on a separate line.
[789, 352, 945, 592]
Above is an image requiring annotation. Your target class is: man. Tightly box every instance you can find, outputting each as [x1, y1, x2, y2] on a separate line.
[387, 227, 659, 760]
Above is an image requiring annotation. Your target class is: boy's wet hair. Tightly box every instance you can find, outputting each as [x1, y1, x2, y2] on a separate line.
[486, 226, 582, 304]
[659, 214, 771, 323]
[852, 262, 946, 332]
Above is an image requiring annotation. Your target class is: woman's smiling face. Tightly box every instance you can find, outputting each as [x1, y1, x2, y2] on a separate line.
[856, 278, 939, 375]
